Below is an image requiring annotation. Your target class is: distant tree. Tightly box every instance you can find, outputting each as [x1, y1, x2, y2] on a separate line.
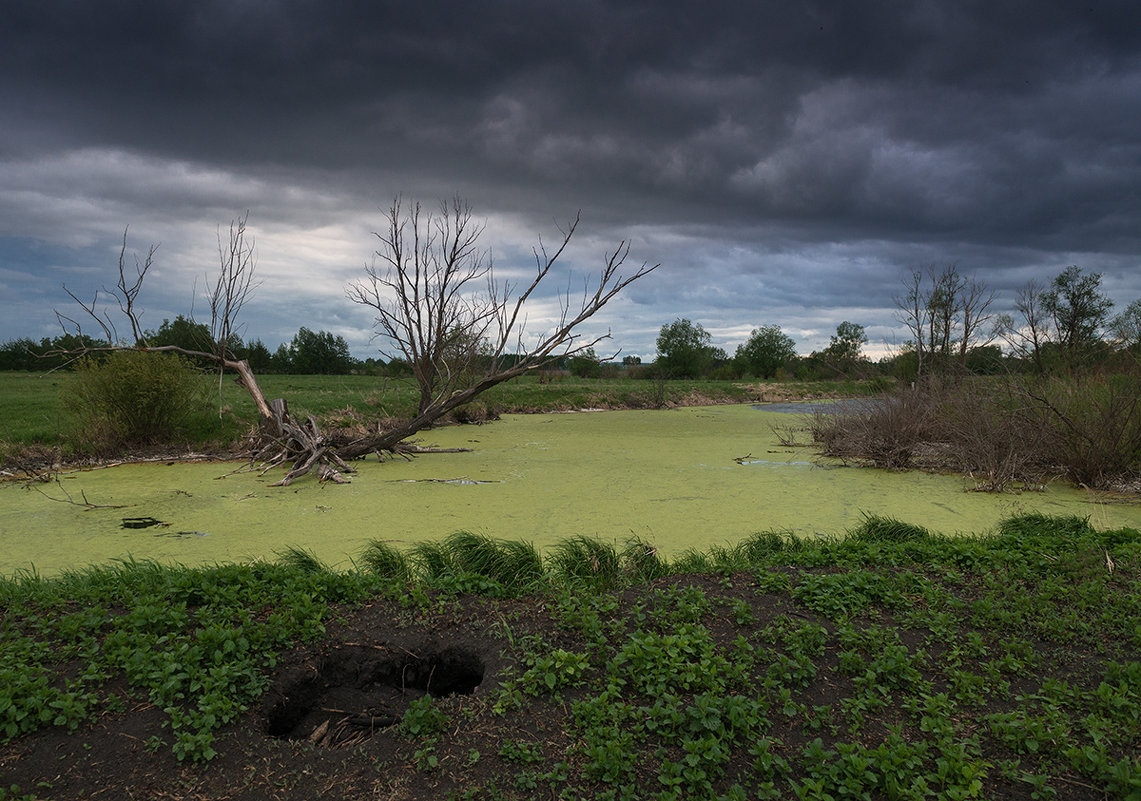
[145, 315, 218, 367]
[1110, 299, 1141, 350]
[821, 321, 868, 375]
[147, 315, 212, 352]
[288, 327, 355, 375]
[386, 357, 413, 377]
[965, 344, 1005, 375]
[621, 355, 641, 366]
[1039, 266, 1113, 372]
[0, 338, 41, 371]
[566, 346, 602, 378]
[656, 318, 714, 378]
[244, 339, 274, 372]
[734, 325, 796, 379]
[271, 343, 292, 373]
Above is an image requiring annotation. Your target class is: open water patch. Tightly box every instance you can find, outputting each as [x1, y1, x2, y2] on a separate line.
[753, 399, 881, 415]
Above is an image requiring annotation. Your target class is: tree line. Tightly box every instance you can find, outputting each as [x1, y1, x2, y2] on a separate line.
[653, 264, 1139, 382]
[5, 264, 1137, 382]
[0, 319, 357, 375]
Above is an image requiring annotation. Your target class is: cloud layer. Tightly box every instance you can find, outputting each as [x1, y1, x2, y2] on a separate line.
[2, 1, 1139, 358]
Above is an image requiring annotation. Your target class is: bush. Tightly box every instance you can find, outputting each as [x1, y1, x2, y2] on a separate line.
[1027, 372, 1141, 487]
[810, 372, 1141, 490]
[63, 350, 210, 452]
[811, 391, 934, 469]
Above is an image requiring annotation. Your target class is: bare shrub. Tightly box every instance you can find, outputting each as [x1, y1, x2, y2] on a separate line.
[810, 371, 1141, 491]
[928, 380, 1052, 491]
[810, 392, 934, 469]
[1023, 372, 1141, 488]
[448, 401, 501, 425]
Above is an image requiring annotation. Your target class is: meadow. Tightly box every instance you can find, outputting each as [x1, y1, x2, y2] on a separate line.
[0, 370, 883, 457]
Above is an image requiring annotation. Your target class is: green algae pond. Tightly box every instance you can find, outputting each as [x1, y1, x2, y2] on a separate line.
[2, 404, 1138, 576]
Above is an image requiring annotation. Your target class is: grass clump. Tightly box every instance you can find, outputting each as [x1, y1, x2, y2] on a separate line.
[359, 540, 413, 583]
[547, 536, 622, 591]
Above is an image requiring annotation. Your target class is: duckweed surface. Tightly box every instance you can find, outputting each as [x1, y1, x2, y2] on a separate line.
[2, 405, 1137, 575]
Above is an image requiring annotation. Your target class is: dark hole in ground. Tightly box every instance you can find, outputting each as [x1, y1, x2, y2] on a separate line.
[262, 644, 485, 747]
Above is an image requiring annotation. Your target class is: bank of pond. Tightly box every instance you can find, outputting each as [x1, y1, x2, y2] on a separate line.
[1, 405, 1138, 577]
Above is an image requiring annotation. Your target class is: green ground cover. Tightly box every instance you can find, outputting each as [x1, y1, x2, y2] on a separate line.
[0, 369, 882, 456]
[1, 514, 1138, 800]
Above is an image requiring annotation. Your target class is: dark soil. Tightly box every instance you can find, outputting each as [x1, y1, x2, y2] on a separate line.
[0, 572, 1125, 801]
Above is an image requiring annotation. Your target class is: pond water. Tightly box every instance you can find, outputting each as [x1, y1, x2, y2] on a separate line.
[1, 405, 1137, 576]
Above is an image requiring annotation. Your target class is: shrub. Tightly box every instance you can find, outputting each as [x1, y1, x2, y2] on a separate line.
[811, 391, 934, 469]
[62, 350, 210, 452]
[811, 371, 1141, 490]
[1025, 373, 1141, 487]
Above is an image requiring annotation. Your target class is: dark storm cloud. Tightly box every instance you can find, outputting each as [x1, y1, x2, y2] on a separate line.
[1, 0, 1139, 356]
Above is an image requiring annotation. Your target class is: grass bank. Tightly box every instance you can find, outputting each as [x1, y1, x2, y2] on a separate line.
[2, 513, 1138, 800]
[0, 370, 883, 463]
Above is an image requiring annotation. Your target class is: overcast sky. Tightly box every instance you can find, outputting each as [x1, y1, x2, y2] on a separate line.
[2, 1, 1140, 361]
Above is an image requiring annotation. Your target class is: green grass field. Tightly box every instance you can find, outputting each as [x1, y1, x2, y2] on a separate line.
[0, 369, 884, 458]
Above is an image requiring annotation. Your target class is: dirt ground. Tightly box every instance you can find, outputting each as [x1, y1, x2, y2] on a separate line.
[0, 570, 1099, 801]
[0, 577, 834, 801]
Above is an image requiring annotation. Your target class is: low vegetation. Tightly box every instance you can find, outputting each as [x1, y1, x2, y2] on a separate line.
[0, 370, 881, 468]
[809, 372, 1141, 492]
[2, 514, 1139, 799]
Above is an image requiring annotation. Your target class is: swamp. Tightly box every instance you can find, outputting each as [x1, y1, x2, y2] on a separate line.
[1, 378, 1140, 800]
[2, 404, 1138, 576]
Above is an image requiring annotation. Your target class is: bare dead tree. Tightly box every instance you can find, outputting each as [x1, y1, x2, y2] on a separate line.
[342, 197, 658, 460]
[347, 197, 496, 416]
[894, 269, 931, 381]
[53, 217, 362, 485]
[895, 265, 995, 381]
[994, 280, 1048, 373]
[54, 202, 656, 486]
[956, 276, 996, 371]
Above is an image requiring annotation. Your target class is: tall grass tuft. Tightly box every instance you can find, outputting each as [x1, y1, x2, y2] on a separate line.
[996, 513, 1094, 541]
[442, 531, 502, 576]
[706, 543, 749, 571]
[441, 531, 544, 593]
[276, 547, 330, 574]
[735, 530, 804, 564]
[410, 541, 454, 581]
[492, 539, 545, 591]
[360, 541, 412, 584]
[620, 539, 669, 583]
[547, 536, 621, 590]
[848, 514, 933, 543]
[669, 548, 715, 575]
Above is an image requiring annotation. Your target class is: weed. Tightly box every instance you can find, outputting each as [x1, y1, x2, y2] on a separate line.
[400, 695, 448, 739]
